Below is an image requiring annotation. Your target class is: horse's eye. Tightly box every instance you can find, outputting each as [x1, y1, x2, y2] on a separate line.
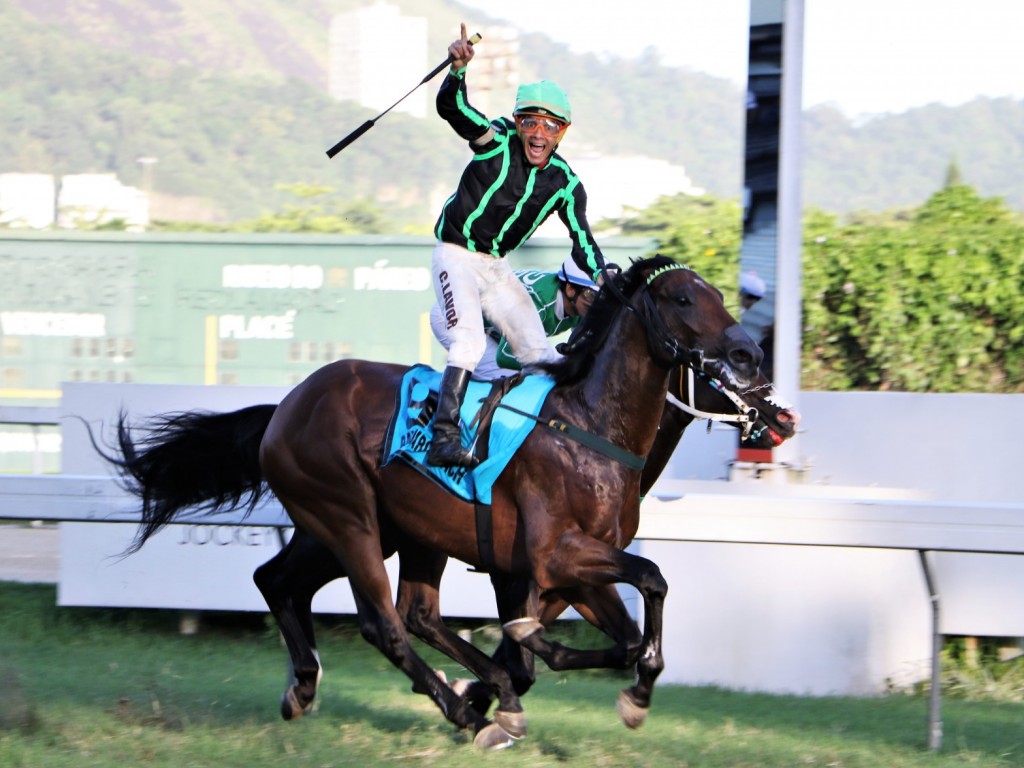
[675, 295, 692, 307]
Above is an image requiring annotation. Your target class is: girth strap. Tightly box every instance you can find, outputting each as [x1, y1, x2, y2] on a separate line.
[474, 503, 496, 573]
[496, 403, 647, 472]
[467, 378, 518, 574]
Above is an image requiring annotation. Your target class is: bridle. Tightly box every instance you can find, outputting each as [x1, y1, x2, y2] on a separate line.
[665, 365, 769, 441]
[597, 262, 705, 369]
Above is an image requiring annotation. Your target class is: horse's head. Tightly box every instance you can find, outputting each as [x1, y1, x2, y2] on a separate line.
[669, 366, 802, 448]
[545, 255, 761, 390]
[631, 256, 762, 390]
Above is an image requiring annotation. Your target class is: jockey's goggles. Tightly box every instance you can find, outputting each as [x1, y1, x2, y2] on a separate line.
[515, 113, 568, 138]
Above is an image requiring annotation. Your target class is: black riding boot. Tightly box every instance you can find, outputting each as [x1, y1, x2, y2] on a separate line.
[426, 366, 479, 468]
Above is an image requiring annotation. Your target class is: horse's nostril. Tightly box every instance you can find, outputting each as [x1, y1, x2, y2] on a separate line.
[729, 346, 761, 370]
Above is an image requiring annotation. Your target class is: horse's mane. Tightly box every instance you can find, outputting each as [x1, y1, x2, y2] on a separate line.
[537, 253, 680, 386]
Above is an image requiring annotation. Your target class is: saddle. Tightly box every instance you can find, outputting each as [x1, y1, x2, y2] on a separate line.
[381, 365, 556, 505]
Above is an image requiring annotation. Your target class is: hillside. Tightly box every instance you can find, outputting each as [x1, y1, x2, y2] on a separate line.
[2, 0, 1022, 224]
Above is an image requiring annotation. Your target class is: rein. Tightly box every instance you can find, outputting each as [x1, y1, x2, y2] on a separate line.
[495, 403, 646, 471]
[507, 260, 701, 471]
[517, 259, 733, 471]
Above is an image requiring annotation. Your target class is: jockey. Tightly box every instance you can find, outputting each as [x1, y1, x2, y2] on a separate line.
[739, 270, 766, 312]
[428, 23, 605, 468]
[430, 257, 600, 382]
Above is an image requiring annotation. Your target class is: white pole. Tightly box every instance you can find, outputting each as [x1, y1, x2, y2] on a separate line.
[772, 0, 804, 469]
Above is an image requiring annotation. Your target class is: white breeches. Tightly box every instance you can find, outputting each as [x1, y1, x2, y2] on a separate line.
[430, 304, 515, 381]
[431, 241, 559, 374]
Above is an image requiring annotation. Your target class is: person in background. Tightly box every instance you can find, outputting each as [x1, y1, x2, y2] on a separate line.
[430, 257, 599, 382]
[739, 270, 772, 380]
[427, 23, 605, 468]
[739, 270, 766, 313]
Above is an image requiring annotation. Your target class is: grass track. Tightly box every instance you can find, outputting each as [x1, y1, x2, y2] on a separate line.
[0, 582, 1021, 767]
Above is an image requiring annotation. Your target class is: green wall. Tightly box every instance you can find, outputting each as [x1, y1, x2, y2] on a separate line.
[1, 232, 655, 403]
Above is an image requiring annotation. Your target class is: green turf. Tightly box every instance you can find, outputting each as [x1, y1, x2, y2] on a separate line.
[0, 582, 1020, 767]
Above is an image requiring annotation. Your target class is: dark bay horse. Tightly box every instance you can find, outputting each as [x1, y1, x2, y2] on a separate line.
[250, 365, 799, 723]
[107, 255, 763, 748]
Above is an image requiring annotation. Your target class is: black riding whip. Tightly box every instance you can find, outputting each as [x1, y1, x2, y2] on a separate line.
[326, 32, 482, 158]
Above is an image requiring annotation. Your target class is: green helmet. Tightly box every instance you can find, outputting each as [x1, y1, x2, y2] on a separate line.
[513, 81, 572, 124]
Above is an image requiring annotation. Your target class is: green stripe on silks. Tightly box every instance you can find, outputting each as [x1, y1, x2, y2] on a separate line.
[495, 404, 647, 471]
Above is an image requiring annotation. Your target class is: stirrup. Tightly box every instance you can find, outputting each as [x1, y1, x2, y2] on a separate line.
[426, 434, 479, 468]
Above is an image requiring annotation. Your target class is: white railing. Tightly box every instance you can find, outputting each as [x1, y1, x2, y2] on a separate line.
[3, 470, 1023, 751]
[4, 397, 1024, 752]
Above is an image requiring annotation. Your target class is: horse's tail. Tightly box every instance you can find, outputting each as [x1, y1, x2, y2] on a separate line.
[101, 404, 278, 554]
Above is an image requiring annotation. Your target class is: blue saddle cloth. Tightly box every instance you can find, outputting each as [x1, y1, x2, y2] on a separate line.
[382, 365, 556, 504]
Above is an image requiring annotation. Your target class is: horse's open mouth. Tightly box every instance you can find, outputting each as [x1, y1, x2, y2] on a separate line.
[701, 358, 752, 392]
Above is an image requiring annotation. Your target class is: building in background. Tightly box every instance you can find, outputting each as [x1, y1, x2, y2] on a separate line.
[570, 155, 705, 222]
[0, 173, 148, 232]
[327, 6, 520, 122]
[328, 3, 429, 118]
[0, 173, 56, 229]
[57, 174, 148, 231]
[462, 24, 520, 118]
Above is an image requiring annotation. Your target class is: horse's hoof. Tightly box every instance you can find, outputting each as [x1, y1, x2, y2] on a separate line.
[473, 722, 516, 751]
[280, 688, 316, 722]
[616, 689, 649, 729]
[450, 678, 473, 697]
[494, 709, 527, 739]
[281, 689, 304, 721]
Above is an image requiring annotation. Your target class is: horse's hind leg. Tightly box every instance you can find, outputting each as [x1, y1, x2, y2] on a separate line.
[395, 548, 527, 739]
[253, 527, 344, 720]
[288, 501, 514, 749]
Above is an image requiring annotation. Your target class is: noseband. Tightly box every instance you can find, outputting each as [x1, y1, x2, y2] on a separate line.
[666, 366, 766, 440]
[606, 263, 768, 438]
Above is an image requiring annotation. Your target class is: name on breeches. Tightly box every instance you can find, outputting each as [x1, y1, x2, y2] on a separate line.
[438, 270, 458, 329]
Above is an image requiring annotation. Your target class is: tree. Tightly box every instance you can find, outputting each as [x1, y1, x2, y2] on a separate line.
[802, 186, 1024, 392]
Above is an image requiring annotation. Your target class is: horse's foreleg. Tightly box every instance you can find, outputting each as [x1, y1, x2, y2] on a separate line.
[614, 554, 667, 729]
[253, 528, 344, 721]
[534, 536, 667, 729]
[440, 573, 540, 721]
[490, 573, 541, 697]
[502, 584, 642, 672]
[396, 550, 527, 739]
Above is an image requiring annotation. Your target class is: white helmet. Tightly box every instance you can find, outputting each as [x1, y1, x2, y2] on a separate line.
[557, 258, 598, 290]
[739, 270, 766, 298]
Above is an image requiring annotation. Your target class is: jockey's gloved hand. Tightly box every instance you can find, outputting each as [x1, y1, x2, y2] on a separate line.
[557, 326, 592, 355]
[597, 262, 621, 287]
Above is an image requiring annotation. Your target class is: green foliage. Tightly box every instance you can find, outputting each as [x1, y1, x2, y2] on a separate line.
[938, 638, 1024, 703]
[802, 98, 1024, 213]
[612, 193, 745, 309]
[601, 186, 1024, 393]
[0, 2, 467, 226]
[803, 186, 1024, 392]
[5, 0, 1024, 228]
[228, 184, 405, 234]
[150, 184, 421, 234]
